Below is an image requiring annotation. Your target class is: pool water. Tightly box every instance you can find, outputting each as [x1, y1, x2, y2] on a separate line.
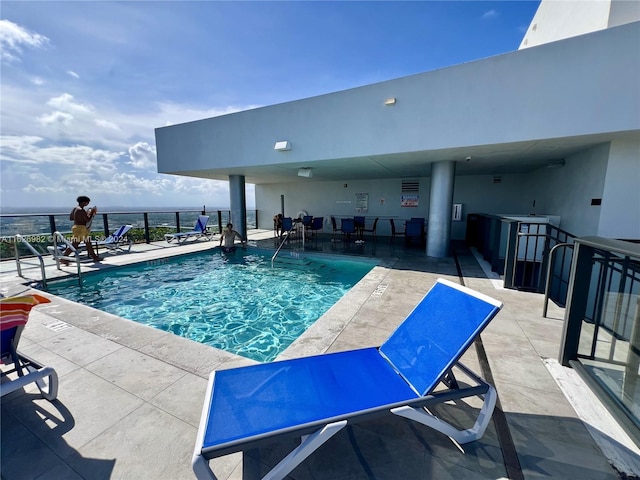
[46, 249, 374, 362]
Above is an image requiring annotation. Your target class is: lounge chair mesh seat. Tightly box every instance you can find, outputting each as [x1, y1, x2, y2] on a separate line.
[193, 279, 502, 479]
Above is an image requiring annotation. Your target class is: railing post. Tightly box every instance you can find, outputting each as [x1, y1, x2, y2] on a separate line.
[14, 236, 22, 277]
[143, 213, 150, 244]
[538, 227, 553, 293]
[102, 213, 109, 238]
[175, 212, 180, 233]
[503, 221, 519, 289]
[48, 215, 57, 237]
[490, 217, 503, 273]
[559, 241, 595, 366]
[217, 210, 223, 234]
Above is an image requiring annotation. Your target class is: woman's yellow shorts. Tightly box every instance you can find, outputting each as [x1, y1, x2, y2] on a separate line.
[71, 225, 91, 242]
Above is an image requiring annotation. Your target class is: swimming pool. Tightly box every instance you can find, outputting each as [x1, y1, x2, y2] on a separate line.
[46, 249, 374, 362]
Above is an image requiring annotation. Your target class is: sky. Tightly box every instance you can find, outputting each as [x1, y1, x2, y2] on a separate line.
[0, 0, 540, 211]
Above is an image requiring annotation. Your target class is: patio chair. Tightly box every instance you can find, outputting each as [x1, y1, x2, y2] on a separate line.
[330, 216, 342, 241]
[95, 224, 133, 253]
[301, 215, 313, 229]
[0, 294, 58, 401]
[192, 278, 502, 479]
[281, 217, 294, 237]
[341, 218, 356, 242]
[362, 217, 378, 241]
[309, 217, 324, 236]
[390, 218, 405, 243]
[165, 215, 213, 244]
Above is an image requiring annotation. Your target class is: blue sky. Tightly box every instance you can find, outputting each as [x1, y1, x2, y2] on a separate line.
[1, 1, 540, 211]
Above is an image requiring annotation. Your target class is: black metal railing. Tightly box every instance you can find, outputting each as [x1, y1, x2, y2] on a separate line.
[466, 213, 576, 304]
[559, 237, 640, 446]
[0, 208, 258, 260]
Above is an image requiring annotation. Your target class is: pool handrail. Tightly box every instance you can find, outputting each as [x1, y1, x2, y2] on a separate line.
[271, 232, 290, 267]
[14, 234, 48, 290]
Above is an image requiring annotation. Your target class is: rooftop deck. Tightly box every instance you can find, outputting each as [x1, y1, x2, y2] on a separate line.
[1, 230, 638, 479]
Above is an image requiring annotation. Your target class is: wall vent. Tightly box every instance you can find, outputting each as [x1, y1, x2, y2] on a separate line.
[493, 176, 502, 184]
[401, 180, 420, 193]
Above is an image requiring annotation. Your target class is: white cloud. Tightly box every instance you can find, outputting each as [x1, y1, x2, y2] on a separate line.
[173, 176, 229, 196]
[128, 142, 157, 170]
[38, 111, 74, 126]
[0, 134, 120, 172]
[97, 172, 173, 197]
[67, 70, 80, 79]
[155, 101, 262, 127]
[95, 119, 121, 131]
[482, 10, 498, 20]
[47, 93, 94, 115]
[0, 19, 50, 62]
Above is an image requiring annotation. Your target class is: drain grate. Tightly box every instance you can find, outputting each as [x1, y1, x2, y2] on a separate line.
[43, 320, 72, 332]
[372, 284, 388, 297]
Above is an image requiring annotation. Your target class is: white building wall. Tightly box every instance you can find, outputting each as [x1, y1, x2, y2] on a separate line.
[609, 0, 640, 27]
[520, 0, 639, 49]
[598, 137, 640, 239]
[451, 174, 534, 239]
[526, 144, 610, 237]
[257, 177, 432, 237]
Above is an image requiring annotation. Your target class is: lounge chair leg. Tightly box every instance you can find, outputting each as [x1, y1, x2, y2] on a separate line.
[28, 365, 59, 401]
[192, 454, 218, 480]
[262, 420, 347, 480]
[192, 421, 347, 480]
[391, 385, 497, 444]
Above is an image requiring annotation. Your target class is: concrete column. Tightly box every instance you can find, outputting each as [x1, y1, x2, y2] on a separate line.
[427, 160, 456, 257]
[229, 175, 247, 239]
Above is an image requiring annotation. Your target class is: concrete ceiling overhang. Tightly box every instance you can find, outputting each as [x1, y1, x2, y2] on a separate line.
[165, 132, 633, 185]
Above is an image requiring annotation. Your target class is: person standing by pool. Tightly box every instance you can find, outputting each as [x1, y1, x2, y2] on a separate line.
[219, 223, 245, 252]
[62, 195, 101, 263]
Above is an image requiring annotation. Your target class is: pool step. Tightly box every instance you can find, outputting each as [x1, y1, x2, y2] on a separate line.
[273, 255, 313, 268]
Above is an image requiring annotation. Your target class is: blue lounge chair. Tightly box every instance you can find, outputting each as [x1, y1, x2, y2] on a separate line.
[0, 294, 58, 401]
[95, 224, 133, 253]
[165, 215, 213, 244]
[192, 278, 502, 479]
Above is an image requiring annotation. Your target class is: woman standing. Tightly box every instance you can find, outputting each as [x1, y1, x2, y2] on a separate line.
[61, 195, 101, 263]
